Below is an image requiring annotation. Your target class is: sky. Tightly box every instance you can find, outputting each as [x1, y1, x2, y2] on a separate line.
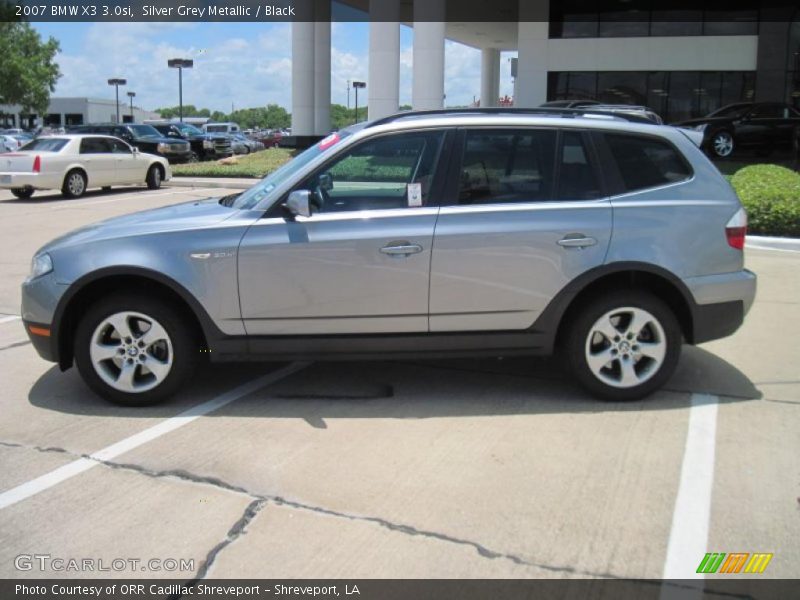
[32, 21, 517, 114]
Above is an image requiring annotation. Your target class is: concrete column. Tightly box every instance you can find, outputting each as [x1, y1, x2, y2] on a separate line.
[515, 1, 549, 108]
[313, 0, 331, 135]
[480, 48, 501, 108]
[412, 0, 445, 111]
[368, 0, 401, 121]
[291, 21, 315, 136]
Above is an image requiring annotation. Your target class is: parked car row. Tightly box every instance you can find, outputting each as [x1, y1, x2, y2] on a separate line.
[0, 134, 170, 200]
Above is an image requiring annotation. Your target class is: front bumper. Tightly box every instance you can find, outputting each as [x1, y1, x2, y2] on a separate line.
[21, 271, 67, 363]
[161, 149, 194, 164]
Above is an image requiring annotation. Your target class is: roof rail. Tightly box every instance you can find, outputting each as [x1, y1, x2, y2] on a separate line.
[367, 106, 657, 128]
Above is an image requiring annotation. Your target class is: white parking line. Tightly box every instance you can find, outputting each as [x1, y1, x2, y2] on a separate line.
[661, 393, 719, 588]
[0, 362, 308, 511]
[0, 315, 21, 324]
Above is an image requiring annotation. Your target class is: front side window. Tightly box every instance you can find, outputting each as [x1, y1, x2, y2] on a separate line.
[604, 133, 691, 193]
[110, 139, 131, 154]
[458, 129, 557, 204]
[300, 130, 445, 213]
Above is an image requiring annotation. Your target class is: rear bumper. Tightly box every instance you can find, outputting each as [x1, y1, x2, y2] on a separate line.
[0, 172, 48, 190]
[685, 269, 757, 343]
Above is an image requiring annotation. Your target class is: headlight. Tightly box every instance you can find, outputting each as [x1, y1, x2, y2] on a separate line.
[28, 253, 53, 280]
[694, 124, 708, 133]
[157, 142, 169, 153]
[203, 140, 215, 149]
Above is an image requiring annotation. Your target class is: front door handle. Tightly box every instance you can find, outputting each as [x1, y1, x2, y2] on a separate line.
[557, 234, 597, 249]
[380, 242, 423, 256]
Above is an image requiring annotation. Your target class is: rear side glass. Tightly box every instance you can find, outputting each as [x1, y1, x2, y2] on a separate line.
[605, 134, 691, 193]
[556, 131, 602, 200]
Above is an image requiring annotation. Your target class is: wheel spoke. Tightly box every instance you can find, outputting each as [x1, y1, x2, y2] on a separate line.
[636, 340, 666, 363]
[90, 342, 119, 362]
[140, 321, 168, 348]
[106, 313, 133, 340]
[627, 309, 651, 339]
[144, 357, 170, 381]
[116, 361, 138, 391]
[593, 316, 619, 342]
[619, 358, 640, 387]
[587, 347, 616, 374]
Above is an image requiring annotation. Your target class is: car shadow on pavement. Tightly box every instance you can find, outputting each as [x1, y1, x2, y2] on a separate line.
[0, 187, 149, 205]
[28, 345, 762, 420]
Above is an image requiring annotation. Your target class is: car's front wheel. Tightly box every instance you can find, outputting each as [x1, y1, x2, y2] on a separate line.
[564, 291, 681, 401]
[74, 294, 198, 405]
[146, 165, 163, 190]
[11, 188, 34, 199]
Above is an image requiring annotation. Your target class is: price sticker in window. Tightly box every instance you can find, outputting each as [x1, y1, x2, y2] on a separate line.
[407, 182, 423, 207]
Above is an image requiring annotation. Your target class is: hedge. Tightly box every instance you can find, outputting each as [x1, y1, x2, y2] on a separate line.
[729, 164, 800, 238]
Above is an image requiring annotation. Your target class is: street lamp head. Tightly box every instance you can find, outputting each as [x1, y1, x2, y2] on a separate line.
[107, 78, 127, 86]
[168, 59, 194, 69]
[127, 91, 136, 98]
[352, 81, 366, 89]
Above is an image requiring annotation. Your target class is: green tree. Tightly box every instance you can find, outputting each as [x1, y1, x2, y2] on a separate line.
[0, 20, 61, 115]
[330, 103, 367, 130]
[154, 105, 211, 119]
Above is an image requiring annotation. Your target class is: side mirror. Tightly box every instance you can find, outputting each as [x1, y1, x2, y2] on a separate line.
[132, 147, 140, 155]
[284, 190, 312, 218]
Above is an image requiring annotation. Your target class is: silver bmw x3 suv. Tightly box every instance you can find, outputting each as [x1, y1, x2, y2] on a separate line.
[21, 108, 756, 404]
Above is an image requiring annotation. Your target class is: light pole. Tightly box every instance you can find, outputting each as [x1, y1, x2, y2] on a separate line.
[352, 81, 366, 124]
[167, 58, 194, 122]
[127, 91, 136, 122]
[107, 78, 127, 124]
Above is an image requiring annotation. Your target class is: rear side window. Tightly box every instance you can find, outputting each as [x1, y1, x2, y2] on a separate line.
[459, 129, 557, 204]
[80, 138, 112, 154]
[604, 134, 691, 193]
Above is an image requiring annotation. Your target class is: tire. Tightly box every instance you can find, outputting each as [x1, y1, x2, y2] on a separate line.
[11, 188, 34, 199]
[708, 130, 735, 158]
[563, 290, 682, 401]
[74, 293, 199, 405]
[146, 164, 163, 190]
[62, 169, 87, 198]
[189, 152, 199, 163]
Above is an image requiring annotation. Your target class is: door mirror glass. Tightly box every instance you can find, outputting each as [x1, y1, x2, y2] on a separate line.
[131, 146, 140, 155]
[284, 190, 312, 218]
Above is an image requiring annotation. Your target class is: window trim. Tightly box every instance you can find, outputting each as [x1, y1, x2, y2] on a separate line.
[266, 127, 454, 218]
[592, 130, 694, 197]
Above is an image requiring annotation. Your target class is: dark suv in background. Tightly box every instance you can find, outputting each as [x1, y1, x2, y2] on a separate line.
[150, 122, 233, 161]
[68, 124, 193, 163]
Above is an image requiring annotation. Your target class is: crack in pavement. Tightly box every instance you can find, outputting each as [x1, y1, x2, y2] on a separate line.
[0, 439, 754, 599]
[0, 340, 31, 352]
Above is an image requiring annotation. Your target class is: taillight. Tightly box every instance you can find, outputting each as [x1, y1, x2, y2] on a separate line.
[725, 208, 747, 250]
[32, 155, 41, 173]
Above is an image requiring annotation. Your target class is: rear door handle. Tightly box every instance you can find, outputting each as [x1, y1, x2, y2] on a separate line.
[557, 235, 597, 249]
[380, 242, 423, 256]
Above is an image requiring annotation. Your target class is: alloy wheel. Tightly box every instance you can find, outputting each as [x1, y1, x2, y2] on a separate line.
[89, 311, 173, 393]
[68, 173, 85, 196]
[712, 132, 734, 157]
[584, 306, 667, 389]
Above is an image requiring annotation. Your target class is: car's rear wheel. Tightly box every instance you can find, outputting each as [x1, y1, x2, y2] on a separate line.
[74, 294, 198, 405]
[564, 291, 681, 401]
[146, 164, 162, 190]
[11, 188, 34, 199]
[62, 169, 87, 198]
[709, 130, 734, 158]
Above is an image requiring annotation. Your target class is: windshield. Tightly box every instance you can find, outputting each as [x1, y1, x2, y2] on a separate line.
[175, 123, 203, 135]
[20, 138, 68, 152]
[206, 125, 229, 133]
[128, 124, 162, 138]
[708, 104, 752, 119]
[230, 130, 353, 210]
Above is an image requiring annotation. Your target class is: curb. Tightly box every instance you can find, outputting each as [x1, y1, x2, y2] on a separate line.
[746, 235, 800, 253]
[166, 178, 257, 190]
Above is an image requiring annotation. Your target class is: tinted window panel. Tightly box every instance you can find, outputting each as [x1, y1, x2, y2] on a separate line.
[80, 138, 112, 154]
[459, 130, 557, 205]
[605, 134, 691, 192]
[557, 131, 602, 200]
[301, 131, 444, 213]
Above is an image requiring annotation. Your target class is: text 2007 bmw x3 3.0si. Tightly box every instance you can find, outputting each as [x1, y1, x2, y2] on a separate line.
[21, 108, 756, 405]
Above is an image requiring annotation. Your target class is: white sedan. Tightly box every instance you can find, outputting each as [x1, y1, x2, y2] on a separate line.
[0, 134, 171, 199]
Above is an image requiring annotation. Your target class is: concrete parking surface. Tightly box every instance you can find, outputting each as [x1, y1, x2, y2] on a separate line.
[0, 185, 797, 582]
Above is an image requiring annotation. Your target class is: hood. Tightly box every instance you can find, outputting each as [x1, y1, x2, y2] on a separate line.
[39, 198, 236, 252]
